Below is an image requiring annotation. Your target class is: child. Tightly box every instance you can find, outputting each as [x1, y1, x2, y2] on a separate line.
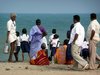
[20, 28, 30, 61]
[51, 34, 60, 64]
[14, 31, 21, 61]
[42, 36, 48, 57]
[49, 29, 57, 61]
[81, 38, 89, 60]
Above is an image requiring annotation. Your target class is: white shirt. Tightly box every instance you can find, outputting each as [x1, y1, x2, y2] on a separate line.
[20, 34, 29, 42]
[7, 19, 16, 43]
[81, 41, 89, 49]
[7, 19, 16, 34]
[42, 36, 48, 49]
[69, 22, 85, 46]
[87, 20, 100, 42]
[16, 36, 21, 46]
[51, 38, 60, 47]
[49, 34, 55, 42]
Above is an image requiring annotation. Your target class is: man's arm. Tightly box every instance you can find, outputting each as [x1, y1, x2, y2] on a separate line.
[73, 34, 78, 44]
[90, 30, 95, 40]
[6, 31, 10, 43]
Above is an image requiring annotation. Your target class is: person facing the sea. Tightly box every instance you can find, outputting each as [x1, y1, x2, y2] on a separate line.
[66, 24, 74, 65]
[29, 19, 47, 62]
[6, 13, 17, 62]
[49, 29, 57, 61]
[49, 29, 57, 50]
[14, 31, 21, 61]
[30, 43, 49, 65]
[41, 36, 48, 57]
[71, 15, 88, 70]
[86, 13, 100, 69]
[50, 34, 60, 64]
[54, 39, 68, 64]
[81, 38, 89, 61]
[20, 28, 30, 62]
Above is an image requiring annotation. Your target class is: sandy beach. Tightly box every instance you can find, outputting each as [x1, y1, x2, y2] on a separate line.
[0, 62, 100, 75]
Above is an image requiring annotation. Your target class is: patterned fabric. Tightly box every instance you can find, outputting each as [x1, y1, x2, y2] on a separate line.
[30, 50, 49, 65]
[29, 25, 46, 59]
[54, 45, 67, 64]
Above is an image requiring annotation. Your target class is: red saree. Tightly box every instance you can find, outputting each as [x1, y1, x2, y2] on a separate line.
[30, 50, 49, 65]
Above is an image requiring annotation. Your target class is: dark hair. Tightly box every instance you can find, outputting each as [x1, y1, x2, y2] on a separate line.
[90, 13, 96, 20]
[22, 28, 27, 34]
[52, 29, 56, 34]
[73, 15, 80, 22]
[63, 39, 69, 45]
[67, 30, 70, 39]
[41, 43, 46, 49]
[54, 34, 59, 39]
[16, 31, 20, 36]
[70, 24, 74, 30]
[84, 38, 86, 41]
[36, 19, 41, 25]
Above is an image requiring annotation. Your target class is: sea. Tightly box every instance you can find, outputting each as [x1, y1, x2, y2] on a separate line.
[0, 13, 100, 61]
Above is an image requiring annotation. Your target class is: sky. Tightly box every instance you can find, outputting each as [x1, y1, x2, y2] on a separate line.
[0, 0, 100, 13]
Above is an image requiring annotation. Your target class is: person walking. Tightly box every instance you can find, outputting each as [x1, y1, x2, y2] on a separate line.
[87, 13, 100, 70]
[70, 15, 88, 70]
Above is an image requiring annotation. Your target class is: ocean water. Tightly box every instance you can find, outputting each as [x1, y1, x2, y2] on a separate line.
[0, 13, 100, 61]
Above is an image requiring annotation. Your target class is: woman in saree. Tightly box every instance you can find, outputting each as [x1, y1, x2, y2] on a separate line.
[30, 43, 49, 65]
[54, 39, 68, 64]
[29, 19, 47, 64]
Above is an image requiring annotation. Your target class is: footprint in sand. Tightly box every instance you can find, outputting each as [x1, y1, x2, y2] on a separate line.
[25, 66, 29, 69]
[5, 68, 10, 71]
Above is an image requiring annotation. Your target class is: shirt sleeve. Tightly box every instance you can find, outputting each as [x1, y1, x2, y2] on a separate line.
[75, 26, 80, 35]
[7, 21, 11, 31]
[91, 22, 96, 31]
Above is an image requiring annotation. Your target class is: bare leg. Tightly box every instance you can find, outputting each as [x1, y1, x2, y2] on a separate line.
[28, 53, 30, 61]
[8, 41, 16, 62]
[14, 53, 18, 62]
[22, 52, 24, 62]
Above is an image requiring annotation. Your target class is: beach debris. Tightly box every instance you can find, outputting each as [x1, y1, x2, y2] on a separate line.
[18, 66, 21, 68]
[25, 66, 28, 69]
[5, 68, 10, 71]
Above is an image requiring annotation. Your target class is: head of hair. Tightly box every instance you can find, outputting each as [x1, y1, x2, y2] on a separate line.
[63, 39, 68, 45]
[70, 24, 74, 30]
[52, 29, 56, 34]
[41, 43, 46, 49]
[84, 38, 87, 41]
[16, 31, 20, 36]
[10, 13, 16, 21]
[73, 15, 80, 22]
[10, 13, 16, 17]
[53, 34, 59, 39]
[67, 30, 70, 39]
[22, 28, 27, 34]
[36, 19, 41, 25]
[90, 13, 96, 20]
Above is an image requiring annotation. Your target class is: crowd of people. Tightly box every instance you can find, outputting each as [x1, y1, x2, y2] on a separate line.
[6, 13, 100, 70]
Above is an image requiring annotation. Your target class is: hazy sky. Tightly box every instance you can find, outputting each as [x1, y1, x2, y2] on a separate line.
[0, 0, 100, 13]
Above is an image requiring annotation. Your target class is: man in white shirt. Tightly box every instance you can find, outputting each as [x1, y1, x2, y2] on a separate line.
[7, 13, 17, 62]
[71, 15, 88, 70]
[87, 13, 100, 69]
